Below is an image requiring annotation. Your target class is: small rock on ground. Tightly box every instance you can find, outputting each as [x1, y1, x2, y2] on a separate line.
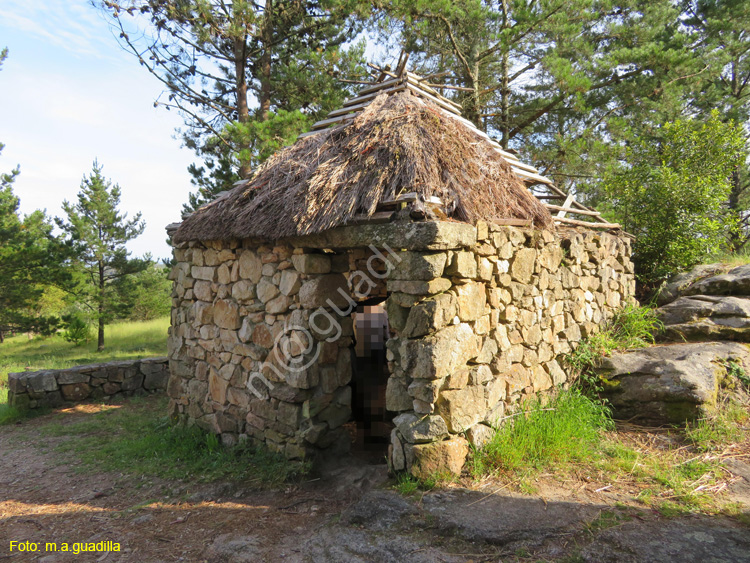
[205, 534, 262, 562]
[421, 488, 601, 546]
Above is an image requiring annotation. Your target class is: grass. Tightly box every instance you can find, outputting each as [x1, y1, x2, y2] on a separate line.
[686, 396, 750, 452]
[0, 317, 169, 381]
[705, 246, 750, 268]
[566, 304, 662, 393]
[394, 380, 746, 517]
[0, 317, 169, 402]
[462, 395, 747, 515]
[1, 316, 306, 488]
[469, 389, 613, 478]
[393, 472, 422, 496]
[0, 396, 24, 425]
[41, 396, 309, 488]
[595, 427, 732, 514]
[584, 509, 632, 534]
[457, 385, 749, 516]
[0, 317, 169, 424]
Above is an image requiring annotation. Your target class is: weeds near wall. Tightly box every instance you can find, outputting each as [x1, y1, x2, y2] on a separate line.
[0, 401, 23, 425]
[44, 396, 309, 487]
[566, 304, 662, 393]
[686, 395, 750, 453]
[460, 393, 747, 515]
[682, 359, 750, 451]
[0, 385, 50, 425]
[723, 359, 750, 390]
[469, 389, 613, 478]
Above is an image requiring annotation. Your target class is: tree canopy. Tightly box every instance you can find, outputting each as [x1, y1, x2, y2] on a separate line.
[604, 111, 747, 284]
[0, 184, 71, 338]
[372, 1, 699, 185]
[682, 0, 750, 249]
[96, 1, 750, 263]
[100, 0, 371, 209]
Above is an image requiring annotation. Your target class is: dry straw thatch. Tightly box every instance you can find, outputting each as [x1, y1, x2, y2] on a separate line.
[174, 91, 553, 242]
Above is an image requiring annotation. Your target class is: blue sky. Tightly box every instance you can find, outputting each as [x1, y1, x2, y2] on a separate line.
[0, 0, 195, 259]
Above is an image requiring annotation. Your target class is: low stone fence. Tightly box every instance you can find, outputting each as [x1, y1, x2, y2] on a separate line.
[7, 357, 169, 410]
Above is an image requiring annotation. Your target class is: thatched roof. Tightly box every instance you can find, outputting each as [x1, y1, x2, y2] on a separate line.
[174, 91, 556, 243]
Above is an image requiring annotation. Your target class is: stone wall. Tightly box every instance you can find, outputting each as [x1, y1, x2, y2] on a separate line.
[167, 221, 635, 474]
[7, 358, 169, 410]
[167, 239, 372, 458]
[387, 224, 634, 477]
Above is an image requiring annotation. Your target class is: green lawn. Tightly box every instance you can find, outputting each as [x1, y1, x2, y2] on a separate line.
[0, 317, 170, 401]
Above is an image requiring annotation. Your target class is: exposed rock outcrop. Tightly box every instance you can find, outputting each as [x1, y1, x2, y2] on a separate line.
[599, 262, 750, 424]
[658, 295, 750, 342]
[656, 263, 750, 343]
[656, 263, 732, 306]
[597, 342, 749, 423]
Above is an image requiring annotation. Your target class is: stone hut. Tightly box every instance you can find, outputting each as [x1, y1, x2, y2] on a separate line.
[166, 67, 635, 477]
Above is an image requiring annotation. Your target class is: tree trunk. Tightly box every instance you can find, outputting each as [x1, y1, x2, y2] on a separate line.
[464, 46, 482, 129]
[259, 0, 273, 123]
[499, 0, 510, 148]
[462, 62, 486, 131]
[500, 50, 510, 149]
[470, 62, 482, 131]
[98, 262, 105, 351]
[234, 34, 251, 178]
[98, 314, 105, 352]
[727, 59, 748, 252]
[728, 167, 745, 251]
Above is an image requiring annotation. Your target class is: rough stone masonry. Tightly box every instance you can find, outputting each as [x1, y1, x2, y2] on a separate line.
[8, 358, 169, 409]
[167, 220, 634, 477]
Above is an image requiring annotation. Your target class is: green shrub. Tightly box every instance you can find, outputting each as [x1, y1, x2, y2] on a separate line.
[61, 313, 91, 346]
[470, 389, 613, 477]
[603, 111, 746, 285]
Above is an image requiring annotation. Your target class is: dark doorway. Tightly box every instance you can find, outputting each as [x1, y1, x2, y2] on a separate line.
[348, 298, 394, 461]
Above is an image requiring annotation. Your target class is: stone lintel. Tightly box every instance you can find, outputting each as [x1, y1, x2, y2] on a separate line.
[282, 221, 478, 251]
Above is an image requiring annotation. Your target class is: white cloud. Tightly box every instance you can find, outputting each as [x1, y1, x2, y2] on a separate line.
[0, 1, 119, 60]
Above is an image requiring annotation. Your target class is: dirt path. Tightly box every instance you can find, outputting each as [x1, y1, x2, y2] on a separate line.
[1, 400, 749, 562]
[0, 403, 370, 562]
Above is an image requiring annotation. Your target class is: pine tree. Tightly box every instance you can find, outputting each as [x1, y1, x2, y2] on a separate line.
[374, 0, 699, 197]
[56, 161, 148, 351]
[0, 48, 71, 340]
[0, 185, 70, 340]
[100, 0, 371, 210]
